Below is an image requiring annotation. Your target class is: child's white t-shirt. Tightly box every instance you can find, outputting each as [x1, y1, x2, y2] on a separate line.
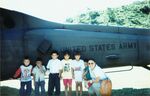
[46, 59, 61, 74]
[32, 65, 46, 82]
[61, 59, 73, 79]
[72, 59, 84, 82]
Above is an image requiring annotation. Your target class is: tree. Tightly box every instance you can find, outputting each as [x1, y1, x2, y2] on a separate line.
[65, 0, 150, 28]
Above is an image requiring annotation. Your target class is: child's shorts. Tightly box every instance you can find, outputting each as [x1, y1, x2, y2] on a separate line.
[63, 79, 72, 87]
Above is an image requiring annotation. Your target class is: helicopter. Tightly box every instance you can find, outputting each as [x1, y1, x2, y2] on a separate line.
[0, 8, 150, 80]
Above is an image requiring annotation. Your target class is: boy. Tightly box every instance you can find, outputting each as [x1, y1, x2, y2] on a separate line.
[72, 52, 84, 96]
[47, 50, 61, 96]
[13, 56, 32, 96]
[32, 57, 46, 96]
[60, 51, 74, 96]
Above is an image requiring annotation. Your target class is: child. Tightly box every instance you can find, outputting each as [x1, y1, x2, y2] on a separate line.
[60, 51, 74, 96]
[82, 59, 92, 96]
[13, 56, 33, 96]
[72, 52, 84, 96]
[82, 59, 92, 82]
[47, 50, 61, 96]
[32, 57, 46, 96]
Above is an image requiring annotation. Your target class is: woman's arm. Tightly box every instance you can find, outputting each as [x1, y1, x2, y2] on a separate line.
[90, 76, 100, 83]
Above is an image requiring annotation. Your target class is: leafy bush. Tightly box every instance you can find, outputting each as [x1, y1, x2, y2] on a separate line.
[66, 0, 150, 29]
[1, 86, 150, 96]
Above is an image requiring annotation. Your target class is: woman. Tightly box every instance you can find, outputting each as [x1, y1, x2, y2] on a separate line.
[87, 58, 112, 96]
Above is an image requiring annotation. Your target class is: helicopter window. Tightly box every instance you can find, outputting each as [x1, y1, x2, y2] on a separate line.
[37, 39, 52, 54]
[2, 12, 15, 29]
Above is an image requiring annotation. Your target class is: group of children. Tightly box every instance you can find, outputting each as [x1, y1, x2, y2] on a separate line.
[13, 56, 46, 96]
[13, 50, 93, 96]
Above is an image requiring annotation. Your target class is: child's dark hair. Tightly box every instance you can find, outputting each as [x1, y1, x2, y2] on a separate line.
[63, 50, 70, 56]
[74, 51, 81, 55]
[36, 57, 43, 62]
[83, 58, 89, 62]
[50, 50, 59, 55]
[24, 56, 30, 60]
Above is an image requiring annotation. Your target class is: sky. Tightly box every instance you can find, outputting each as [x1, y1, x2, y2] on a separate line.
[0, 0, 144, 23]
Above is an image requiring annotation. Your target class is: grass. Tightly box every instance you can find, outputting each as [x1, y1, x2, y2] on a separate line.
[0, 86, 150, 96]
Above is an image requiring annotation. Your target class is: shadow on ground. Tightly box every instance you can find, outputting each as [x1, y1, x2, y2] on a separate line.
[1, 86, 150, 96]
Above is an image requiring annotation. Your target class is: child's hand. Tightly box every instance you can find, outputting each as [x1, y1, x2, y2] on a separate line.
[37, 64, 42, 68]
[45, 70, 49, 76]
[39, 67, 45, 73]
[83, 76, 87, 80]
[9, 78, 14, 80]
[59, 74, 62, 79]
[72, 75, 75, 79]
[89, 80, 93, 83]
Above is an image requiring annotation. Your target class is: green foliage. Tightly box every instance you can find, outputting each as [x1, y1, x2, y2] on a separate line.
[0, 86, 19, 96]
[1, 86, 150, 96]
[0, 86, 34, 96]
[66, 0, 150, 29]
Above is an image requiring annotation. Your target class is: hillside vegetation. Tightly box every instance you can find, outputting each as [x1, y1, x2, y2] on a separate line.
[66, 0, 150, 29]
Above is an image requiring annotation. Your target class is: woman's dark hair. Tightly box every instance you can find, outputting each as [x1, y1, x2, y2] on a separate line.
[88, 58, 96, 62]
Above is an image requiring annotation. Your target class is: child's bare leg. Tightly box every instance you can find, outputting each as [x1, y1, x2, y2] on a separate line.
[79, 82, 82, 96]
[65, 86, 68, 96]
[76, 82, 79, 96]
[69, 86, 72, 96]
